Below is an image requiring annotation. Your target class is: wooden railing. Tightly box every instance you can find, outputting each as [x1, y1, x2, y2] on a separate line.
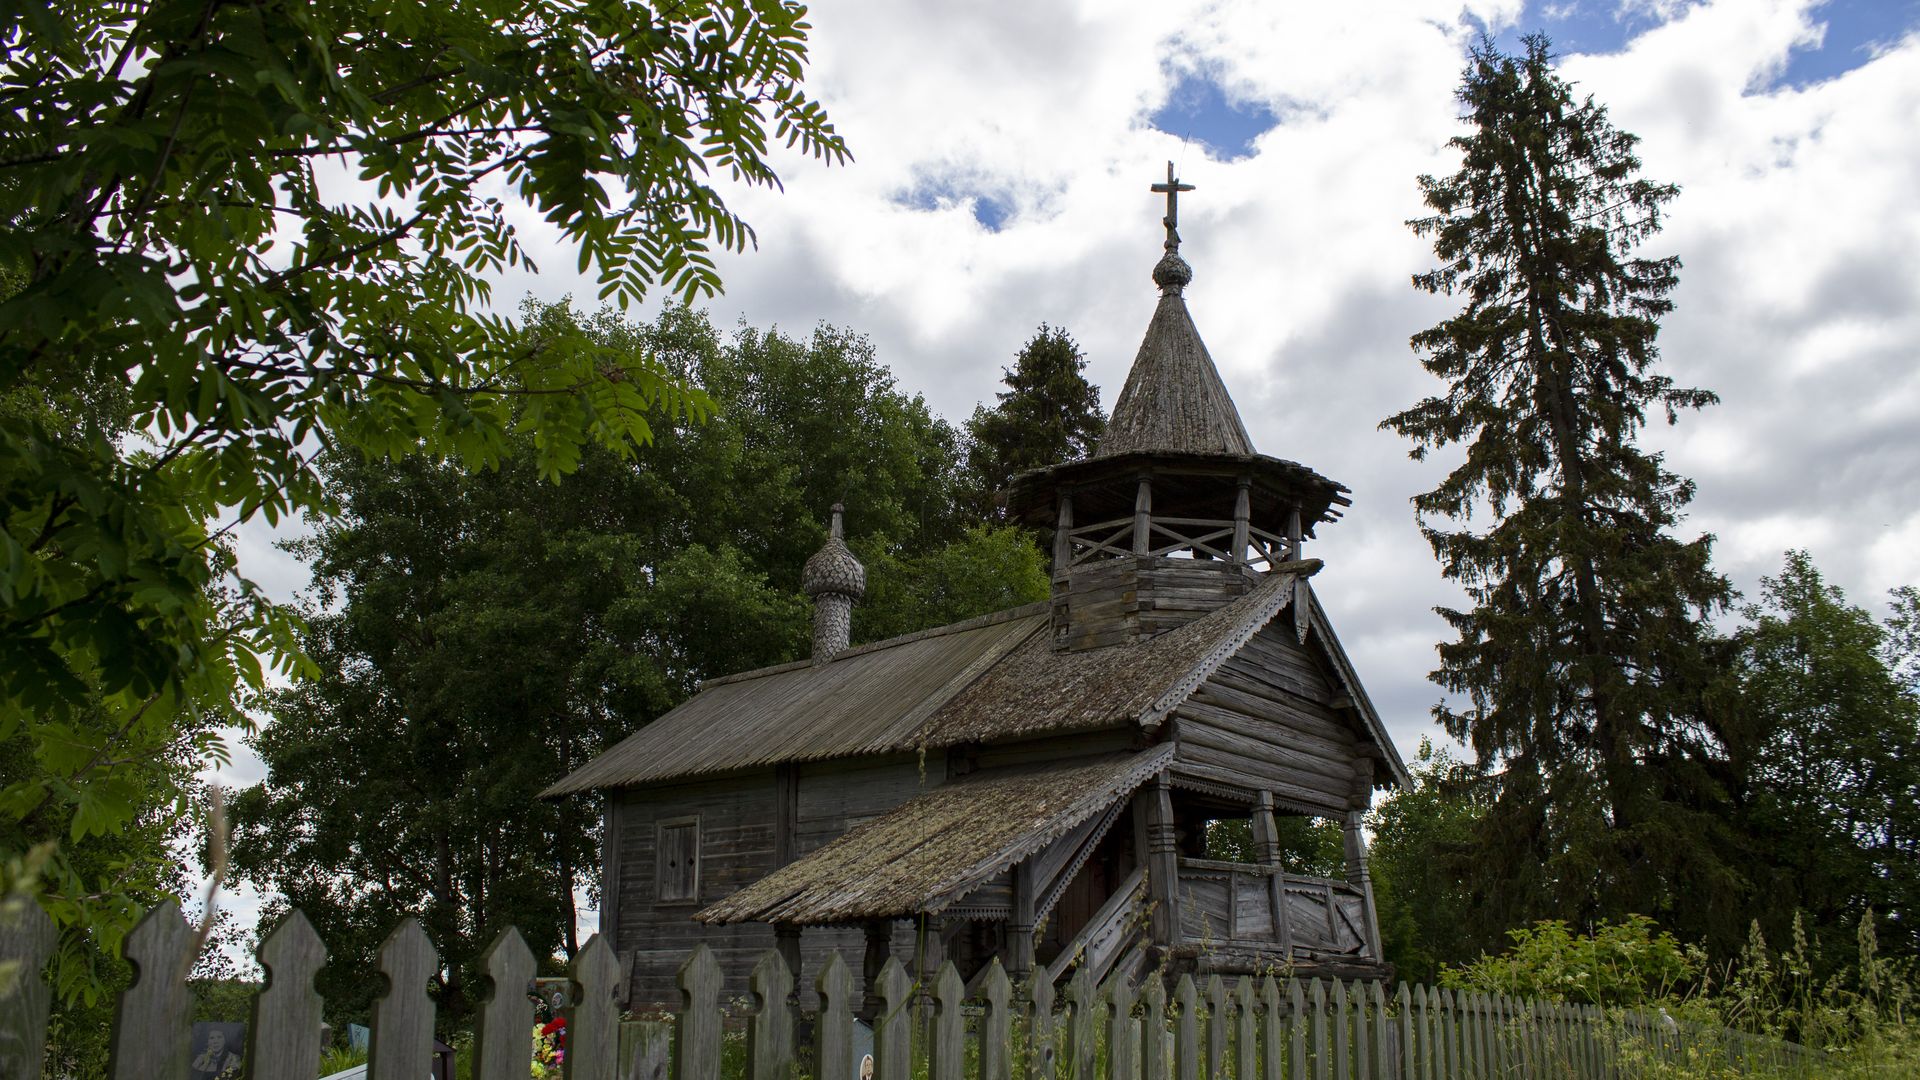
[1178, 858, 1371, 958]
[1052, 867, 1148, 989]
[1, 898, 1819, 1078]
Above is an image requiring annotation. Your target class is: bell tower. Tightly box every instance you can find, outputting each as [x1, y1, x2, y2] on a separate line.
[1006, 164, 1352, 651]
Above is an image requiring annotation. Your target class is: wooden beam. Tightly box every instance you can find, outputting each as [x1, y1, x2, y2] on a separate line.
[1232, 479, 1251, 567]
[1136, 775, 1180, 950]
[1010, 862, 1036, 983]
[1133, 477, 1152, 556]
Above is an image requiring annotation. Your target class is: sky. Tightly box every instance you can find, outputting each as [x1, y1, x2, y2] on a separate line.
[209, 0, 1920, 950]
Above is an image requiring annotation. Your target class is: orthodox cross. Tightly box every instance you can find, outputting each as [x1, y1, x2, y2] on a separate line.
[1150, 161, 1195, 252]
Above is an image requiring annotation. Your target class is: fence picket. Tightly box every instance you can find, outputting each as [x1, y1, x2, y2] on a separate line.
[1307, 980, 1328, 1080]
[815, 952, 855, 1080]
[1175, 975, 1200, 1080]
[368, 918, 438, 1080]
[932, 962, 966, 1080]
[980, 960, 1013, 1080]
[1332, 980, 1350, 1080]
[1142, 971, 1170, 1080]
[1205, 975, 1228, 1080]
[0, 897, 55, 1080]
[748, 950, 794, 1080]
[568, 935, 623, 1080]
[1029, 963, 1058, 1080]
[1236, 977, 1256, 1080]
[474, 928, 535, 1080]
[1260, 977, 1282, 1080]
[1371, 982, 1390, 1080]
[1067, 965, 1098, 1080]
[9, 909, 1830, 1080]
[248, 912, 326, 1080]
[1288, 979, 1307, 1080]
[1352, 980, 1371, 1080]
[1394, 984, 1411, 1080]
[1110, 970, 1139, 1080]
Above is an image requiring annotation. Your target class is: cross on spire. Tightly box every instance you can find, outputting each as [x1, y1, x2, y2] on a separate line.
[1150, 161, 1195, 253]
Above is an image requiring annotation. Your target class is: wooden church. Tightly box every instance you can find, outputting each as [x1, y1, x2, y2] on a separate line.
[543, 168, 1410, 1008]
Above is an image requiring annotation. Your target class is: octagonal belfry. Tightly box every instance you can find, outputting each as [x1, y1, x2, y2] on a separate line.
[1007, 168, 1350, 652]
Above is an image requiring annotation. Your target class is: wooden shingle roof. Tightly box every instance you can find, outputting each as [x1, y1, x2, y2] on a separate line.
[695, 746, 1175, 925]
[1097, 291, 1253, 457]
[539, 561, 1398, 796]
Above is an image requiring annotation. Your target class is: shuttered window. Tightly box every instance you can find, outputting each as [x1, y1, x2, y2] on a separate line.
[657, 817, 700, 904]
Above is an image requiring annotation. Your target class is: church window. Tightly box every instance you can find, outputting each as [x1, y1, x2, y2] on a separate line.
[657, 816, 700, 903]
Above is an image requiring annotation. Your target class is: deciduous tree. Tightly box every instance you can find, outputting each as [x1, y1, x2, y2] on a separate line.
[1, 0, 844, 1004]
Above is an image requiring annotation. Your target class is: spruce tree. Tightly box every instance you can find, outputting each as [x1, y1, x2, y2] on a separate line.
[1385, 35, 1737, 940]
[964, 324, 1106, 519]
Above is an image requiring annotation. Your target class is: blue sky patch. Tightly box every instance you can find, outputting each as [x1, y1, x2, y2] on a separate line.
[1469, 1, 1915, 89]
[894, 171, 1015, 232]
[1149, 69, 1280, 161]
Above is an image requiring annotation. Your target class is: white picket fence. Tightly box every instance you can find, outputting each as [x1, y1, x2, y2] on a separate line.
[0, 898, 1818, 1078]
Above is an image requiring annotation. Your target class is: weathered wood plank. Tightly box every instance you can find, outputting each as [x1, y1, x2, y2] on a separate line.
[1332, 980, 1350, 1080]
[567, 935, 623, 1080]
[1142, 972, 1170, 1080]
[673, 945, 722, 1080]
[1169, 756, 1348, 818]
[475, 928, 536, 1080]
[0, 898, 56, 1080]
[1065, 966, 1097, 1080]
[931, 963, 966, 1080]
[247, 912, 326, 1080]
[1173, 975, 1199, 1080]
[872, 959, 912, 1080]
[1352, 980, 1371, 1080]
[1289, 978, 1308, 1080]
[1308, 980, 1329, 1080]
[1173, 712, 1356, 786]
[1259, 976, 1282, 1080]
[814, 953, 855, 1080]
[111, 899, 194, 1080]
[980, 960, 1013, 1080]
[1235, 977, 1256, 1080]
[1371, 981, 1390, 1080]
[1204, 975, 1228, 1080]
[1028, 963, 1058, 1080]
[368, 919, 438, 1080]
[747, 951, 793, 1080]
[1109, 971, 1138, 1080]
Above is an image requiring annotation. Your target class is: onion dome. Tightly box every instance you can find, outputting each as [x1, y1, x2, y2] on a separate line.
[802, 504, 865, 600]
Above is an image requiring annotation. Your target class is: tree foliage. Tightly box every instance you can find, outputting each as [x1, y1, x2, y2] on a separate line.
[1, 0, 844, 1005]
[1384, 34, 1735, 941]
[963, 324, 1106, 520]
[1367, 739, 1488, 984]
[1727, 552, 1920, 964]
[229, 305, 1047, 1028]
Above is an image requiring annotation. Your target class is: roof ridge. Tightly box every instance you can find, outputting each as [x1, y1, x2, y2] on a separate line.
[699, 601, 1051, 691]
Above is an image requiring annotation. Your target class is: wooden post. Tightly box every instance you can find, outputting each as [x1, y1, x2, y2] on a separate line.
[1234, 977, 1256, 1080]
[1011, 861, 1037, 982]
[1252, 791, 1292, 957]
[1204, 975, 1228, 1080]
[862, 920, 894, 1019]
[1139, 776, 1181, 949]
[1133, 477, 1153, 556]
[931, 964, 966, 1080]
[1286, 506, 1303, 561]
[1344, 801, 1383, 961]
[1173, 975, 1199, 1080]
[1232, 478, 1251, 567]
[1055, 491, 1075, 571]
[775, 924, 803, 1008]
[1110, 972, 1139, 1080]
[602, 795, 623, 944]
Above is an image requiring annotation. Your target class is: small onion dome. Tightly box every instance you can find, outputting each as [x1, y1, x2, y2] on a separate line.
[802, 504, 866, 599]
[1152, 250, 1192, 293]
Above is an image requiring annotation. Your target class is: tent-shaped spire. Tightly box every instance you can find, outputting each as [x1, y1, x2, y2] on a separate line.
[1095, 164, 1254, 458]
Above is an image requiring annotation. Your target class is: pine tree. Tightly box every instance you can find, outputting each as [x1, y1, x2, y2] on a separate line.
[1384, 35, 1737, 939]
[963, 324, 1106, 519]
